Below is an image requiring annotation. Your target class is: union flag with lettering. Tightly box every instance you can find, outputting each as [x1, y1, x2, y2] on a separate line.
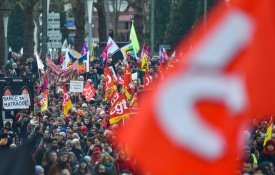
[62, 86, 72, 115]
[82, 82, 96, 102]
[108, 93, 129, 124]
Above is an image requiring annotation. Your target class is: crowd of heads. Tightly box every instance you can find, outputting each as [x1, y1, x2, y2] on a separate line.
[0, 50, 178, 175]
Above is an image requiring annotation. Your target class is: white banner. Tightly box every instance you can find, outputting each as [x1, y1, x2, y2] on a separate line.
[70, 81, 84, 92]
[3, 95, 31, 109]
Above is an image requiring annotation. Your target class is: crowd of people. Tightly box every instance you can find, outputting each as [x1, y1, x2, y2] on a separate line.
[237, 118, 275, 175]
[2, 49, 275, 175]
[0, 49, 169, 175]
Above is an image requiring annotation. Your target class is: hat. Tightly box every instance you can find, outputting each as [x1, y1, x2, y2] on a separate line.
[82, 103, 88, 108]
[93, 147, 101, 154]
[66, 114, 72, 120]
[80, 125, 88, 133]
[87, 79, 92, 83]
[79, 157, 88, 164]
[35, 165, 44, 175]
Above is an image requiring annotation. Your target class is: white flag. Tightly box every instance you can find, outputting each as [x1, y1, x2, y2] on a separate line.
[107, 37, 119, 54]
[35, 51, 45, 72]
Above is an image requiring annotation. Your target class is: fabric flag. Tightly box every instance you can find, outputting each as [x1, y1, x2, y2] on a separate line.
[107, 37, 120, 54]
[120, 43, 136, 60]
[68, 51, 89, 73]
[117, 73, 124, 85]
[118, 0, 275, 174]
[141, 54, 148, 72]
[159, 47, 167, 62]
[123, 64, 134, 100]
[104, 65, 118, 101]
[108, 93, 129, 124]
[61, 49, 70, 69]
[62, 86, 72, 115]
[90, 41, 95, 62]
[35, 51, 44, 72]
[81, 42, 89, 55]
[101, 42, 113, 61]
[82, 82, 96, 102]
[263, 117, 273, 146]
[41, 75, 48, 92]
[130, 22, 140, 54]
[62, 39, 68, 51]
[39, 90, 49, 112]
[144, 68, 151, 89]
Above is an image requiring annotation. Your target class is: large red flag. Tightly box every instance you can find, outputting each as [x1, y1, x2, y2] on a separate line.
[119, 0, 275, 174]
[82, 82, 96, 102]
[108, 93, 129, 124]
[123, 64, 134, 100]
[104, 65, 118, 101]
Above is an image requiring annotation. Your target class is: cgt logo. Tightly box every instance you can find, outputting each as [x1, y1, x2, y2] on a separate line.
[110, 100, 128, 115]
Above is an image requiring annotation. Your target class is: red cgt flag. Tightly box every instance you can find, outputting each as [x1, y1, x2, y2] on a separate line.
[119, 0, 275, 174]
[82, 82, 96, 102]
[108, 93, 129, 124]
[104, 65, 118, 101]
[117, 73, 124, 85]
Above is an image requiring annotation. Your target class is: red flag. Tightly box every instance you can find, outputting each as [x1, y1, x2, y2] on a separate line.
[105, 65, 118, 101]
[123, 64, 134, 100]
[82, 82, 96, 102]
[108, 93, 129, 124]
[144, 68, 151, 89]
[101, 42, 112, 60]
[119, 1, 275, 174]
[62, 86, 72, 115]
[117, 73, 124, 85]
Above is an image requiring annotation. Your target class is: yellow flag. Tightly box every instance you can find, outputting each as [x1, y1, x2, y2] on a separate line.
[263, 118, 273, 146]
[90, 41, 95, 62]
[40, 90, 48, 112]
[141, 55, 148, 71]
[130, 23, 140, 54]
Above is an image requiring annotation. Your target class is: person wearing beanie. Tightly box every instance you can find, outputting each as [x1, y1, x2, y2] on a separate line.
[35, 165, 44, 175]
[72, 157, 92, 175]
[80, 125, 88, 135]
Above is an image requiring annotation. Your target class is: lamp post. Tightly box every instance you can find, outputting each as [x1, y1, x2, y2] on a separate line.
[87, 0, 93, 52]
[1, 1, 10, 65]
[41, 0, 48, 63]
[150, 0, 154, 56]
[3, 15, 9, 65]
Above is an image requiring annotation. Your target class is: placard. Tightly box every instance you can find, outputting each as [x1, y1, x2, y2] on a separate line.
[70, 81, 84, 92]
[3, 94, 31, 109]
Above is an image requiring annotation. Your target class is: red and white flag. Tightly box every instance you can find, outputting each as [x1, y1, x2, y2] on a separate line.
[108, 93, 129, 124]
[144, 68, 151, 89]
[119, 1, 275, 174]
[117, 73, 124, 85]
[82, 82, 96, 102]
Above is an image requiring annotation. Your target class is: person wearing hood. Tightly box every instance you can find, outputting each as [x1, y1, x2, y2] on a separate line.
[259, 139, 275, 165]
